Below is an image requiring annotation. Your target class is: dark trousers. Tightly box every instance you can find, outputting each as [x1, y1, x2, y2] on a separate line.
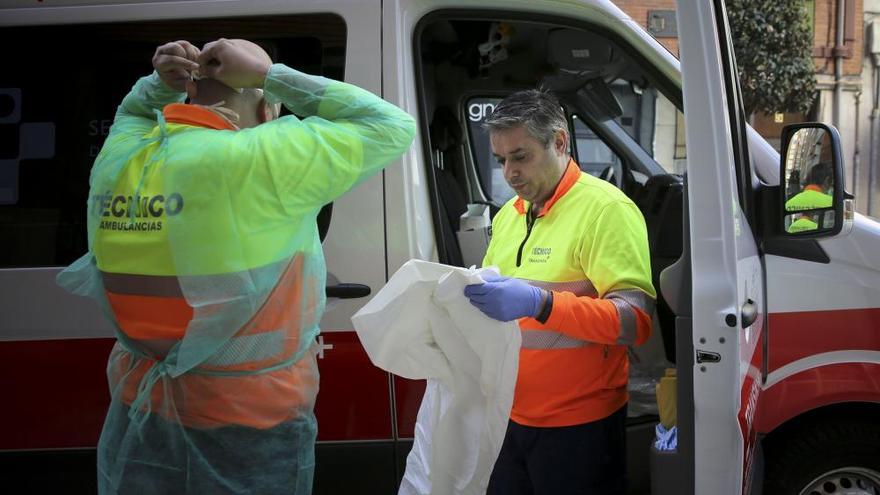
[487, 404, 627, 495]
[102, 408, 315, 494]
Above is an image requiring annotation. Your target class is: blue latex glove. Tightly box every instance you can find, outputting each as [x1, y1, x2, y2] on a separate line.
[464, 273, 544, 322]
[654, 424, 678, 451]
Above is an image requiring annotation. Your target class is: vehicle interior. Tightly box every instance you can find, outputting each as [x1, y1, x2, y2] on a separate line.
[416, 13, 689, 423]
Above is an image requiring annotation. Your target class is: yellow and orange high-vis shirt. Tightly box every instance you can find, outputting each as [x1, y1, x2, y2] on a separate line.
[484, 159, 655, 427]
[76, 65, 416, 430]
[92, 103, 317, 429]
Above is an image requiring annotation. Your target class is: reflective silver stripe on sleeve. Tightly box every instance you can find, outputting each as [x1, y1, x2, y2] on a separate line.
[606, 289, 654, 345]
[201, 329, 286, 367]
[605, 289, 654, 313]
[609, 298, 637, 345]
[519, 279, 598, 298]
[521, 330, 590, 349]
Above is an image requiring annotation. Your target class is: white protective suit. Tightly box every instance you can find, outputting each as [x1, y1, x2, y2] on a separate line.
[352, 260, 521, 495]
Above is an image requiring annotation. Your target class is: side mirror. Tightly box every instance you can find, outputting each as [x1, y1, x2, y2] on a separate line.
[779, 123, 847, 237]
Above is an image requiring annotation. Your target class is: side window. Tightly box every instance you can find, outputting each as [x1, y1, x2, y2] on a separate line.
[465, 97, 512, 203]
[609, 81, 687, 175]
[0, 14, 346, 268]
[466, 98, 636, 201]
[466, 97, 648, 201]
[447, 20, 688, 212]
[571, 115, 623, 184]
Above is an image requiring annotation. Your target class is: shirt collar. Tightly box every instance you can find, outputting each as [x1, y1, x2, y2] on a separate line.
[162, 103, 237, 131]
[513, 158, 580, 216]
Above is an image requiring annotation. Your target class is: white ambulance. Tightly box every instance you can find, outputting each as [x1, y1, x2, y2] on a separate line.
[1, 0, 878, 494]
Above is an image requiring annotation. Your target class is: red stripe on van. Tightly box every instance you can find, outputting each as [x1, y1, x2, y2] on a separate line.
[768, 308, 880, 372]
[1, 332, 395, 449]
[394, 376, 426, 439]
[314, 331, 394, 441]
[0, 338, 116, 450]
[756, 362, 880, 433]
[737, 330, 764, 492]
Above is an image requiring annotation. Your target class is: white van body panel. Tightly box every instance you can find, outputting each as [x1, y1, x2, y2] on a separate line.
[0, 267, 114, 341]
[767, 215, 880, 314]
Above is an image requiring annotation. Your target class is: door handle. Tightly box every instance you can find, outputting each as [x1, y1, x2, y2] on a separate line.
[741, 299, 757, 329]
[325, 283, 371, 299]
[696, 349, 721, 364]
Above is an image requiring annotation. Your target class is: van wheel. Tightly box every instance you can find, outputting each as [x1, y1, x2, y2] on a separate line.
[763, 419, 880, 495]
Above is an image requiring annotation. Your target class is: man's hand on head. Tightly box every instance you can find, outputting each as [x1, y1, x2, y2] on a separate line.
[197, 39, 272, 90]
[152, 40, 200, 92]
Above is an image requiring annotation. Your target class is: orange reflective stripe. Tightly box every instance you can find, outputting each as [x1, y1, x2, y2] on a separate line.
[105, 291, 192, 340]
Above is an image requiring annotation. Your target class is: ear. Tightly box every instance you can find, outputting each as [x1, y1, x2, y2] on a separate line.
[554, 129, 568, 156]
[185, 80, 198, 101]
[257, 97, 279, 123]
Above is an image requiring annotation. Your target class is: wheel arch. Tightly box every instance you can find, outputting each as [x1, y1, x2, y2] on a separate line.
[760, 401, 880, 494]
[756, 361, 880, 434]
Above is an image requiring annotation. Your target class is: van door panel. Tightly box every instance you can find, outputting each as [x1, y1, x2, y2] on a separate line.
[676, 1, 766, 492]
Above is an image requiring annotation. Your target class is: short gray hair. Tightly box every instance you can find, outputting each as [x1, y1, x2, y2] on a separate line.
[483, 90, 567, 148]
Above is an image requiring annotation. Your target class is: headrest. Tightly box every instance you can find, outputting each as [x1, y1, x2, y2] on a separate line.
[430, 106, 462, 152]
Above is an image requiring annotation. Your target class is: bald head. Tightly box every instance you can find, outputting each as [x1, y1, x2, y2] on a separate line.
[187, 78, 277, 129]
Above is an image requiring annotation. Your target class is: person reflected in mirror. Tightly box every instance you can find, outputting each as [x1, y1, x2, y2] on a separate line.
[786, 161, 833, 212]
[788, 212, 820, 233]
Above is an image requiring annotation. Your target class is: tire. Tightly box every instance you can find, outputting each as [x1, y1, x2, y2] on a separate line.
[763, 418, 880, 495]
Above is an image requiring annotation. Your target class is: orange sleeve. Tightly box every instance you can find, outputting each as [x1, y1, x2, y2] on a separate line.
[527, 199, 654, 346]
[532, 290, 652, 346]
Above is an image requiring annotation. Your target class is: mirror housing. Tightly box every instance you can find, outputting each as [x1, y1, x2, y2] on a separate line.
[778, 123, 847, 238]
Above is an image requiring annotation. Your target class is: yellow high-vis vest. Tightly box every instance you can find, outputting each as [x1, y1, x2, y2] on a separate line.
[785, 185, 832, 211]
[484, 160, 655, 427]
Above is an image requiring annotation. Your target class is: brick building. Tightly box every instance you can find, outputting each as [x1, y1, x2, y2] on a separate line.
[614, 0, 876, 215]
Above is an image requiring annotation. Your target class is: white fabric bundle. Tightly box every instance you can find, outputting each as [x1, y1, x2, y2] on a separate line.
[352, 260, 520, 495]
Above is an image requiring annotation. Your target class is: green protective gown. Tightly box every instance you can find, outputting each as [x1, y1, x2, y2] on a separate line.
[57, 64, 415, 494]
